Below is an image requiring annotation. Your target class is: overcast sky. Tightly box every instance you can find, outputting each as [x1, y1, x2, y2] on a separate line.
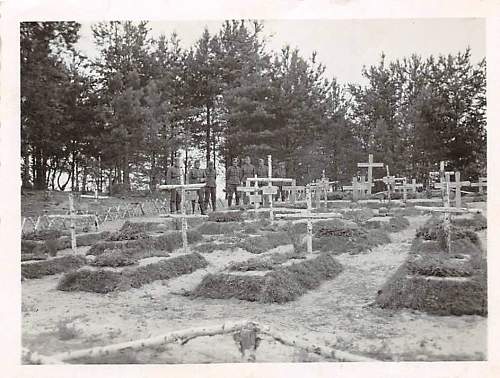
[76, 18, 485, 85]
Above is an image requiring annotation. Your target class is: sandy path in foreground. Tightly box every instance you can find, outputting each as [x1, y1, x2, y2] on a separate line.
[22, 214, 486, 362]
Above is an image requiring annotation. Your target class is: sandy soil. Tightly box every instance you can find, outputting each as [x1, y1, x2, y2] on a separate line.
[21, 212, 487, 363]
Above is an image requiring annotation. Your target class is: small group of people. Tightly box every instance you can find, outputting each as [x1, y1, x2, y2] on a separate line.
[164, 158, 216, 215]
[226, 156, 287, 207]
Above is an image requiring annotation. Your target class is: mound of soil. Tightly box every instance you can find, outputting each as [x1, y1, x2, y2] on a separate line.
[313, 228, 390, 255]
[196, 222, 243, 235]
[21, 256, 87, 279]
[57, 253, 208, 293]
[193, 242, 237, 254]
[192, 253, 343, 303]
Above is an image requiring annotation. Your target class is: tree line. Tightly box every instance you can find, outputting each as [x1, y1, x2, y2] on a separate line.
[20, 20, 486, 192]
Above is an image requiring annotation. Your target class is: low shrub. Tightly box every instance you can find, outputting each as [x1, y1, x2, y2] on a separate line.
[238, 231, 291, 254]
[21, 256, 86, 279]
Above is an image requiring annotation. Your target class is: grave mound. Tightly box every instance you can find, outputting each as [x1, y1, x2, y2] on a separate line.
[90, 249, 140, 267]
[87, 230, 203, 256]
[192, 253, 343, 303]
[22, 255, 87, 279]
[237, 231, 291, 254]
[207, 211, 244, 222]
[196, 222, 243, 235]
[193, 242, 237, 254]
[57, 252, 207, 293]
[376, 234, 487, 316]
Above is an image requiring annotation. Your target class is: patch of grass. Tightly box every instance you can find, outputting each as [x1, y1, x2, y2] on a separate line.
[313, 228, 391, 255]
[237, 231, 291, 254]
[193, 242, 237, 253]
[385, 216, 410, 233]
[196, 222, 243, 235]
[87, 230, 203, 255]
[192, 253, 343, 303]
[207, 211, 244, 222]
[21, 255, 86, 279]
[416, 217, 481, 249]
[90, 249, 139, 267]
[57, 253, 208, 293]
[343, 208, 375, 224]
[453, 214, 487, 231]
[22, 229, 63, 241]
[228, 258, 275, 272]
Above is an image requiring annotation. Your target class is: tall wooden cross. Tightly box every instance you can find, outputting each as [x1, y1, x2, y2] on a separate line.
[276, 186, 343, 254]
[357, 154, 384, 195]
[434, 171, 471, 208]
[237, 175, 261, 214]
[309, 170, 337, 209]
[343, 176, 371, 201]
[471, 177, 487, 194]
[415, 180, 483, 253]
[381, 165, 396, 202]
[158, 173, 207, 254]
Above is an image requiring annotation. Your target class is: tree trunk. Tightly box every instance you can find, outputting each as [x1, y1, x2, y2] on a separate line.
[206, 104, 211, 164]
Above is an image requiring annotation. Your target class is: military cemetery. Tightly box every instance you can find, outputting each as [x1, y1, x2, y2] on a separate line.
[19, 19, 487, 365]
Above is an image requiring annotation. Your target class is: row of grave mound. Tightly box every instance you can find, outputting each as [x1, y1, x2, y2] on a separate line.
[375, 214, 487, 316]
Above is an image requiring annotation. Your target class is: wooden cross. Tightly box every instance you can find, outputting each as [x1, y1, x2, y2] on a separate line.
[343, 176, 371, 201]
[276, 186, 342, 254]
[80, 181, 110, 201]
[471, 177, 487, 194]
[282, 182, 306, 204]
[434, 171, 471, 208]
[158, 175, 207, 254]
[381, 165, 396, 202]
[237, 175, 261, 215]
[415, 180, 483, 253]
[357, 154, 384, 195]
[309, 171, 335, 209]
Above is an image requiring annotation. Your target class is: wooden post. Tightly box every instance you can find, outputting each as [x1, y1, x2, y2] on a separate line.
[180, 167, 188, 254]
[443, 177, 452, 253]
[402, 177, 407, 203]
[290, 179, 296, 204]
[306, 186, 313, 254]
[455, 171, 462, 208]
[357, 154, 384, 195]
[68, 193, 76, 252]
[254, 175, 259, 216]
[268, 155, 274, 221]
[386, 166, 391, 203]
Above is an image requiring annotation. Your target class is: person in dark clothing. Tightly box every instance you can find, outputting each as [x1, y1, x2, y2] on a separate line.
[204, 160, 217, 212]
[240, 156, 256, 205]
[189, 159, 206, 215]
[226, 158, 242, 207]
[166, 157, 182, 213]
[275, 161, 287, 202]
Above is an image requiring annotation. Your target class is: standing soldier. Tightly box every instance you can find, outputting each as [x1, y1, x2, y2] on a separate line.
[226, 157, 242, 207]
[275, 161, 287, 202]
[204, 160, 217, 212]
[256, 158, 268, 206]
[166, 157, 182, 213]
[240, 156, 256, 205]
[189, 159, 207, 215]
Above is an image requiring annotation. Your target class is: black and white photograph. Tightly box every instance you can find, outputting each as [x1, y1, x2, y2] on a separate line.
[2, 0, 499, 376]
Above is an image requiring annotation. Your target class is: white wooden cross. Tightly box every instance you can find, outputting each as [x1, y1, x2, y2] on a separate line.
[282, 182, 306, 204]
[275, 186, 343, 254]
[471, 177, 487, 194]
[343, 176, 371, 201]
[309, 170, 337, 209]
[357, 154, 384, 195]
[35, 194, 99, 252]
[434, 171, 471, 208]
[415, 180, 483, 253]
[158, 173, 207, 254]
[381, 165, 396, 202]
[81, 181, 110, 201]
[237, 174, 261, 215]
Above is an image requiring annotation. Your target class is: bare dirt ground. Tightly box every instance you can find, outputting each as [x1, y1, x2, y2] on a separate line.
[22, 211, 487, 363]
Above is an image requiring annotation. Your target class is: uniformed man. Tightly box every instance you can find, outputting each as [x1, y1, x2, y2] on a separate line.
[240, 156, 256, 205]
[256, 158, 268, 206]
[204, 160, 217, 212]
[275, 161, 287, 202]
[188, 159, 207, 215]
[166, 157, 182, 213]
[226, 158, 242, 207]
